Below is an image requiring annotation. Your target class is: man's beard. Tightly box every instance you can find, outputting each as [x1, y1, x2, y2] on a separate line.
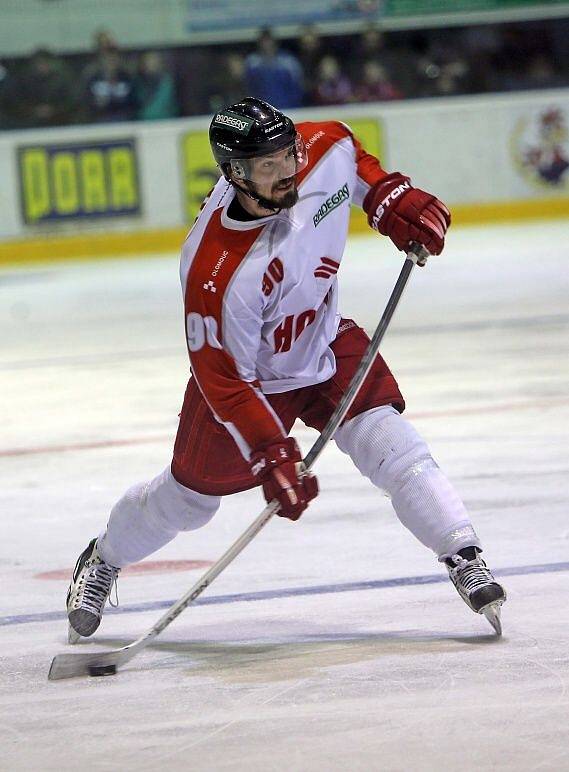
[254, 178, 299, 211]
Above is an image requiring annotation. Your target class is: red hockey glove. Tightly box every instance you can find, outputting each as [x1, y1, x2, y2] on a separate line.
[363, 172, 451, 256]
[250, 437, 319, 521]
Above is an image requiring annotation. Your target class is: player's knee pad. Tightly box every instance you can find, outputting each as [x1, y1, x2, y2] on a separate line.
[141, 467, 220, 533]
[334, 405, 437, 496]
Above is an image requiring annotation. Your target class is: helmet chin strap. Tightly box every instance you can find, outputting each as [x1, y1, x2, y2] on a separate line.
[231, 179, 282, 214]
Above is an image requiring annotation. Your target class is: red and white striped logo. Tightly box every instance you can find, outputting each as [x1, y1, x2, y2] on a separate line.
[314, 257, 340, 279]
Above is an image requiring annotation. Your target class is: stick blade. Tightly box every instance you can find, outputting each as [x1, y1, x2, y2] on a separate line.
[48, 649, 128, 681]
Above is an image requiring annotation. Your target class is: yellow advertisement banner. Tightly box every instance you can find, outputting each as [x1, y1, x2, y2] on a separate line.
[19, 140, 141, 225]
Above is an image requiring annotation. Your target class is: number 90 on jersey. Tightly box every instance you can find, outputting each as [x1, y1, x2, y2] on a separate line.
[186, 313, 222, 352]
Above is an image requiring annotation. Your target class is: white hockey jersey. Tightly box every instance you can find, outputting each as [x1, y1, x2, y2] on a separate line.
[180, 120, 387, 459]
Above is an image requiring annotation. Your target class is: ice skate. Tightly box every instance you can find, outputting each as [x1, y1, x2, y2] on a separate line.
[446, 547, 506, 635]
[66, 538, 120, 643]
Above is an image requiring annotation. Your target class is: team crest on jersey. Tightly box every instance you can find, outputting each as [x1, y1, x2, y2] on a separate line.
[313, 182, 349, 227]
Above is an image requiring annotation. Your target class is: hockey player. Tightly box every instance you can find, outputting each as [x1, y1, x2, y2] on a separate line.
[67, 98, 506, 641]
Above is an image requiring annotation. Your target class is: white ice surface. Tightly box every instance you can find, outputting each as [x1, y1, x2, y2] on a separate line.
[1, 221, 569, 771]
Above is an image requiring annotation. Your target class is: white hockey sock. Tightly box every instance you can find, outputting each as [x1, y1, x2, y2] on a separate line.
[335, 405, 481, 560]
[98, 466, 220, 568]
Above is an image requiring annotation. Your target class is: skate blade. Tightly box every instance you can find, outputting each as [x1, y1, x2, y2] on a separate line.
[481, 602, 503, 636]
[68, 624, 81, 645]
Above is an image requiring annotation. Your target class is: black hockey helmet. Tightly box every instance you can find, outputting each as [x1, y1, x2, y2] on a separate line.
[209, 97, 306, 182]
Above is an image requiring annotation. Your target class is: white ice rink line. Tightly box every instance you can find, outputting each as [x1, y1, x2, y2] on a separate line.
[1, 220, 569, 771]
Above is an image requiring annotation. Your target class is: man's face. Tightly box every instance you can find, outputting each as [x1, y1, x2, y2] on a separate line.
[233, 143, 300, 209]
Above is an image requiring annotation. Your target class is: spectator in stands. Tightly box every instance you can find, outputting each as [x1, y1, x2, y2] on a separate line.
[135, 51, 178, 120]
[462, 25, 502, 93]
[523, 52, 564, 90]
[353, 60, 403, 102]
[297, 24, 324, 79]
[359, 26, 385, 59]
[313, 56, 354, 106]
[84, 47, 137, 123]
[176, 47, 213, 117]
[551, 18, 569, 74]
[15, 48, 77, 128]
[95, 29, 119, 56]
[209, 54, 246, 112]
[82, 28, 122, 83]
[350, 25, 413, 95]
[488, 24, 533, 92]
[245, 28, 304, 109]
[415, 41, 472, 97]
[0, 60, 15, 129]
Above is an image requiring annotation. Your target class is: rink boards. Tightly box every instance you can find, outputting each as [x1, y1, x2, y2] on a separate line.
[0, 88, 568, 264]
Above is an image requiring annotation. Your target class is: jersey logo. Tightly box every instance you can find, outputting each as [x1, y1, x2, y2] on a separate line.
[313, 182, 349, 227]
[274, 310, 316, 353]
[213, 111, 254, 135]
[371, 182, 411, 229]
[203, 280, 217, 293]
[314, 257, 339, 279]
[211, 250, 229, 278]
[305, 130, 325, 150]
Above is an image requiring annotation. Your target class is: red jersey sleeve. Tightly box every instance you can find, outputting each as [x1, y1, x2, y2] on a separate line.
[337, 121, 388, 204]
[184, 210, 286, 460]
[298, 120, 388, 207]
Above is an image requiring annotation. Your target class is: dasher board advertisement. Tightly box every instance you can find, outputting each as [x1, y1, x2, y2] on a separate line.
[18, 139, 141, 226]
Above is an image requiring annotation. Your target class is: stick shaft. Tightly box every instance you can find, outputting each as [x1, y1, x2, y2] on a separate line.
[49, 249, 421, 677]
[305, 255, 415, 469]
[135, 502, 279, 647]
[127, 254, 418, 648]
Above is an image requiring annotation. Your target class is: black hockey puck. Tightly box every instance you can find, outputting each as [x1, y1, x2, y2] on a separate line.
[88, 664, 117, 677]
